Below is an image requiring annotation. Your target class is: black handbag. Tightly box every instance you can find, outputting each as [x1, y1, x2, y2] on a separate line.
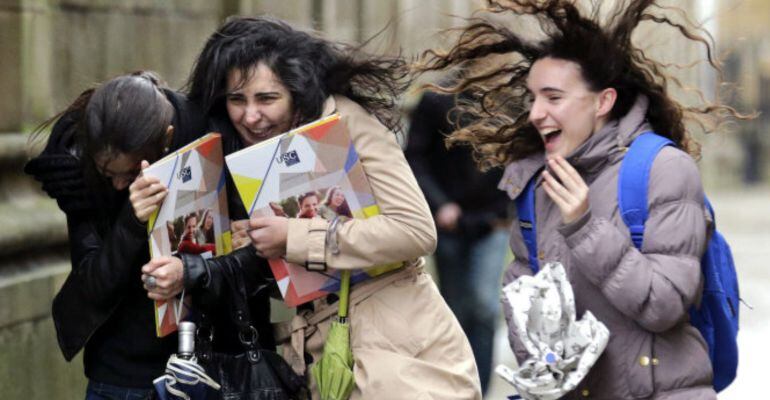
[196, 262, 308, 400]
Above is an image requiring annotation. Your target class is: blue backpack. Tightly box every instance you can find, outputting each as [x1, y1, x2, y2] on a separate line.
[514, 132, 740, 392]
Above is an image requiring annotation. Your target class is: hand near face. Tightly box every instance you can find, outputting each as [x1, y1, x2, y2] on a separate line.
[436, 202, 462, 231]
[142, 256, 184, 300]
[230, 219, 251, 250]
[248, 216, 289, 259]
[542, 156, 589, 225]
[129, 160, 168, 223]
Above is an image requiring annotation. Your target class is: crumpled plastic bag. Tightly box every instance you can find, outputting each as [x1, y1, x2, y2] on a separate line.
[497, 262, 610, 400]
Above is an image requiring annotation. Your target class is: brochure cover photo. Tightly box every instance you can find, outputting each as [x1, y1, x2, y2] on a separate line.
[225, 114, 400, 307]
[143, 133, 232, 337]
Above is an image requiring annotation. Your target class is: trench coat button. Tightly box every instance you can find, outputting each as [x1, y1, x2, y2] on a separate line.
[652, 357, 659, 366]
[581, 389, 590, 397]
[639, 356, 651, 367]
[538, 251, 545, 260]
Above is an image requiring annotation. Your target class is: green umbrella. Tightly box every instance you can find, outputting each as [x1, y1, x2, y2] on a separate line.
[311, 270, 355, 400]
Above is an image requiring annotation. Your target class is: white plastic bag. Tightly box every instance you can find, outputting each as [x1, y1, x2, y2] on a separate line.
[497, 262, 609, 400]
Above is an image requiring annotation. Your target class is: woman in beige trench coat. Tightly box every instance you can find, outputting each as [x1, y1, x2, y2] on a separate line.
[185, 16, 481, 400]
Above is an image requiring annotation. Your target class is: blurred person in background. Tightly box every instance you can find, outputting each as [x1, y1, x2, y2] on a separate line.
[405, 88, 509, 395]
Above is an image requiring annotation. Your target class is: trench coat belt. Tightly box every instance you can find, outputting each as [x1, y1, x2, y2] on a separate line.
[274, 259, 423, 375]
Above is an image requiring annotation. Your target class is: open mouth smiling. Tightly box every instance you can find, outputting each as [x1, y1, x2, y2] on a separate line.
[542, 129, 561, 145]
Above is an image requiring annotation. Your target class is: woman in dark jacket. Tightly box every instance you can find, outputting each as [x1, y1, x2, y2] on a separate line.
[25, 71, 274, 398]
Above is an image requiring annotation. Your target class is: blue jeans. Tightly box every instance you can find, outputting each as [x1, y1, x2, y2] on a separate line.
[435, 229, 508, 394]
[85, 381, 154, 400]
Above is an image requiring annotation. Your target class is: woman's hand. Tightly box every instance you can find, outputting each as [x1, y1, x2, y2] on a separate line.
[129, 160, 168, 223]
[248, 216, 289, 259]
[230, 219, 251, 249]
[269, 202, 287, 217]
[435, 202, 462, 231]
[141, 256, 184, 300]
[542, 156, 589, 225]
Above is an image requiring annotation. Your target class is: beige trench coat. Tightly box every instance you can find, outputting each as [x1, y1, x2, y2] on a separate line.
[282, 95, 481, 400]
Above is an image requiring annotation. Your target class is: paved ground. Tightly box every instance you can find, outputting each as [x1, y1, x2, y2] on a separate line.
[485, 187, 770, 399]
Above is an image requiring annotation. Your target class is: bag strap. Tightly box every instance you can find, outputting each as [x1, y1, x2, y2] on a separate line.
[221, 263, 263, 354]
[195, 259, 263, 361]
[514, 176, 540, 273]
[617, 131, 674, 249]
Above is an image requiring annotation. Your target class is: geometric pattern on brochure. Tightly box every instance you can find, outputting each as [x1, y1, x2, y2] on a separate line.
[143, 133, 231, 337]
[225, 114, 400, 307]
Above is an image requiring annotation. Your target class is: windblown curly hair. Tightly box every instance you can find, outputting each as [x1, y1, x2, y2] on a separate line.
[416, 0, 747, 170]
[186, 16, 410, 140]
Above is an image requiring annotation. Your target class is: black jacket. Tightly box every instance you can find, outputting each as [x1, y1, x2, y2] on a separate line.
[405, 91, 509, 239]
[25, 89, 274, 387]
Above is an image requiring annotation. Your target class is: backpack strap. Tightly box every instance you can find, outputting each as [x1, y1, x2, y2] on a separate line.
[514, 176, 540, 273]
[617, 132, 674, 249]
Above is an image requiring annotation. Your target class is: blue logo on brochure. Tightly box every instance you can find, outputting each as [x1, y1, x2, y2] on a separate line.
[277, 150, 300, 166]
[178, 166, 192, 183]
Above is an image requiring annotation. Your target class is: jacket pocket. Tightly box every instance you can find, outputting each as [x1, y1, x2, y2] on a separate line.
[626, 331, 654, 398]
[352, 284, 425, 357]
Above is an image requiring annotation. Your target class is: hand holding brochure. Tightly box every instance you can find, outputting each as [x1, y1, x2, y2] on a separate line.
[143, 133, 232, 337]
[225, 114, 401, 307]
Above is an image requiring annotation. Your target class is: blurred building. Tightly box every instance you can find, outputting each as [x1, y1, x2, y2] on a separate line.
[714, 0, 770, 185]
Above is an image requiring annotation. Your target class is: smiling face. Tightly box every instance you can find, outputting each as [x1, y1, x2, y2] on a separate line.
[330, 189, 345, 208]
[225, 63, 295, 147]
[204, 213, 214, 230]
[185, 215, 198, 237]
[299, 194, 319, 218]
[526, 57, 614, 158]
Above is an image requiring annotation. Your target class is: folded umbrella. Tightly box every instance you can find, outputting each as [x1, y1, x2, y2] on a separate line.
[311, 270, 355, 400]
[154, 342, 221, 400]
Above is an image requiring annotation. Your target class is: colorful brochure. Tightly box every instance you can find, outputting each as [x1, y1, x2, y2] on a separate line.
[144, 133, 232, 337]
[225, 114, 400, 307]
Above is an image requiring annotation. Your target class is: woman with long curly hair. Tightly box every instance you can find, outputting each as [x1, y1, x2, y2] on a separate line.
[141, 16, 481, 399]
[418, 1, 747, 398]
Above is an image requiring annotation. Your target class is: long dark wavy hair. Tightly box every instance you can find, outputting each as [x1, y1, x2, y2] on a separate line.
[185, 15, 410, 147]
[416, 0, 749, 170]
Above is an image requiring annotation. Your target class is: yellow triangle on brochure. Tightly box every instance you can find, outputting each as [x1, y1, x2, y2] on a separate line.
[147, 208, 160, 257]
[231, 173, 263, 211]
[361, 204, 380, 218]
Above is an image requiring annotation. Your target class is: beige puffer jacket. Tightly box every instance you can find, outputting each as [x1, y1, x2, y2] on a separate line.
[499, 96, 716, 400]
